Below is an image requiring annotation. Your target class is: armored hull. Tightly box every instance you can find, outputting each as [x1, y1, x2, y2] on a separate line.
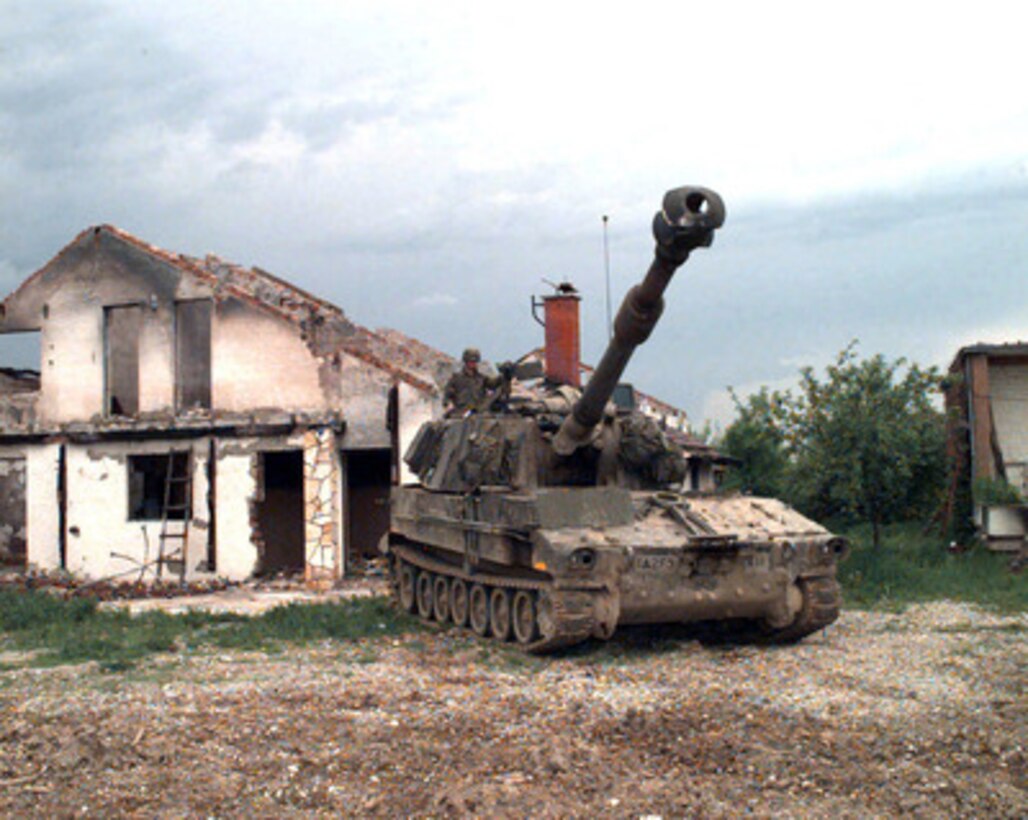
[387, 418, 845, 652]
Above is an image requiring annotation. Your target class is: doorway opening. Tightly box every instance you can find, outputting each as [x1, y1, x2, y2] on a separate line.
[346, 448, 392, 564]
[256, 450, 304, 575]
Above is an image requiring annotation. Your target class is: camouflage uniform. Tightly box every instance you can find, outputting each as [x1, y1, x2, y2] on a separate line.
[444, 348, 504, 413]
[444, 369, 503, 413]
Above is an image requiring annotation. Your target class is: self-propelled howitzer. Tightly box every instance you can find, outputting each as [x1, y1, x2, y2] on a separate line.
[385, 186, 846, 651]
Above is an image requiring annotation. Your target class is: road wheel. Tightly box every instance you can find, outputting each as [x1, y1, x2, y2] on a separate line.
[398, 562, 417, 612]
[415, 571, 434, 620]
[489, 588, 512, 641]
[433, 575, 451, 623]
[450, 578, 469, 627]
[469, 584, 490, 636]
[512, 590, 538, 645]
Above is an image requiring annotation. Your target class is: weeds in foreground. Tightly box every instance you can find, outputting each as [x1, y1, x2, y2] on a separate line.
[0, 592, 418, 671]
[837, 522, 1026, 613]
[2, 523, 1022, 673]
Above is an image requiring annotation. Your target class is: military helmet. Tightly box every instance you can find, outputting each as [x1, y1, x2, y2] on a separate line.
[462, 347, 481, 363]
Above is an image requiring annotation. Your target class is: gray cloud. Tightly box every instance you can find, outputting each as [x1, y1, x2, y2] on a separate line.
[1, 3, 1025, 432]
[0, 3, 211, 171]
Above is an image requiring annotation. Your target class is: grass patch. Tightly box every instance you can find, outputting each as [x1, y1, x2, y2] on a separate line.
[837, 522, 1027, 612]
[210, 596, 417, 651]
[0, 590, 418, 671]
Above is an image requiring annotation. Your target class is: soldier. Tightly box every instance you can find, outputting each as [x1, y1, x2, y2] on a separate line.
[444, 348, 511, 415]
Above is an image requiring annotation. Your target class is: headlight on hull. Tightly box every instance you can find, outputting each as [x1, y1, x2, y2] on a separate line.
[570, 548, 597, 570]
[827, 537, 849, 561]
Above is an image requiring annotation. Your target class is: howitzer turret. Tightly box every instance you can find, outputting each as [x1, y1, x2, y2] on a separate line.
[385, 186, 845, 653]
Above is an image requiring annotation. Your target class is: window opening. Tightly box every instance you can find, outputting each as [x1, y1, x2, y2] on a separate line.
[175, 299, 212, 411]
[128, 453, 190, 521]
[0, 330, 41, 374]
[105, 305, 142, 416]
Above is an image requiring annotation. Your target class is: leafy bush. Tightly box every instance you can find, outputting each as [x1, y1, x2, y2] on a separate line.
[972, 476, 1025, 506]
[721, 343, 947, 547]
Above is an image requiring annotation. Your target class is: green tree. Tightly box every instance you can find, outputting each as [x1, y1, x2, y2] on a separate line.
[721, 344, 947, 548]
[719, 387, 789, 498]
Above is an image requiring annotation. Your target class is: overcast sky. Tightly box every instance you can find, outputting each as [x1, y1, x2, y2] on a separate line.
[2, 0, 1026, 428]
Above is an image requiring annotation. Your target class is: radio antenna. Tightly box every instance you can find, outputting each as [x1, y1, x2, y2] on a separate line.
[602, 214, 612, 341]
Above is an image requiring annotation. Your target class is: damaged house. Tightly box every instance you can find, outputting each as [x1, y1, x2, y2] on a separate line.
[0, 226, 447, 583]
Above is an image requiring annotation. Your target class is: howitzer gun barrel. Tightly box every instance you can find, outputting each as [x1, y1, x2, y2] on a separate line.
[551, 186, 725, 456]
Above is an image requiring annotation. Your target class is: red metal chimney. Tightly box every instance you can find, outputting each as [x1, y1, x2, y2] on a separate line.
[542, 282, 581, 387]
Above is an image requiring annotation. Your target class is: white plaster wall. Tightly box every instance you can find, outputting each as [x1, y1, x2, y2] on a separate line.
[213, 450, 260, 580]
[37, 290, 105, 423]
[137, 304, 176, 413]
[31, 438, 282, 583]
[35, 292, 218, 424]
[396, 381, 441, 484]
[25, 443, 61, 570]
[63, 440, 216, 581]
[188, 444, 212, 571]
[638, 400, 689, 434]
[991, 361, 1028, 493]
[64, 446, 145, 580]
[333, 353, 394, 448]
[983, 505, 1026, 538]
[213, 307, 326, 412]
[11, 238, 430, 448]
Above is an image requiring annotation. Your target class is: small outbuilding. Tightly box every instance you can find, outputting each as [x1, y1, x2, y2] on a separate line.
[943, 342, 1028, 549]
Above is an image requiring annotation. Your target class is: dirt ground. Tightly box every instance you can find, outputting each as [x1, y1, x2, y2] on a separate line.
[0, 600, 1024, 818]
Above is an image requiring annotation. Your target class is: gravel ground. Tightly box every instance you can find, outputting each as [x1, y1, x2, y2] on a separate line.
[0, 601, 1024, 818]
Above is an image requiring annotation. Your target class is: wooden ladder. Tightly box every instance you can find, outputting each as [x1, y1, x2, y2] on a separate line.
[157, 451, 191, 582]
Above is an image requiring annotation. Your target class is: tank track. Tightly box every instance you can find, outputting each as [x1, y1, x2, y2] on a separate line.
[391, 542, 599, 653]
[762, 575, 841, 643]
